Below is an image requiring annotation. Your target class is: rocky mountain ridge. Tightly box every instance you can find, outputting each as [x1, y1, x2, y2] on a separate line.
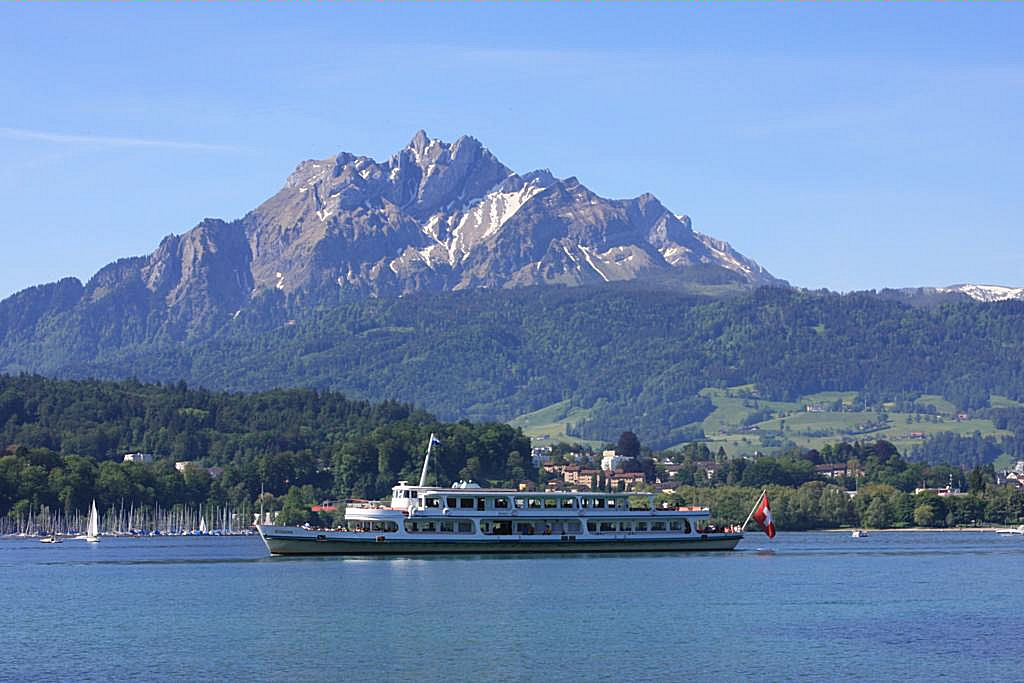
[248, 130, 785, 298]
[2, 132, 786, 342]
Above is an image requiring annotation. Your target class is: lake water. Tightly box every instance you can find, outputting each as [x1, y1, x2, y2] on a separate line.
[2, 532, 1021, 681]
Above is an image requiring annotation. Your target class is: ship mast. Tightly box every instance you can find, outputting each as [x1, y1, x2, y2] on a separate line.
[418, 433, 439, 487]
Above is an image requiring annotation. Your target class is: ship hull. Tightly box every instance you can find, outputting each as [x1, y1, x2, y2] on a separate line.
[258, 529, 743, 556]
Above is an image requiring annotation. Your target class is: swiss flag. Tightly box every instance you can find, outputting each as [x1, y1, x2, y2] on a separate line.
[752, 494, 776, 539]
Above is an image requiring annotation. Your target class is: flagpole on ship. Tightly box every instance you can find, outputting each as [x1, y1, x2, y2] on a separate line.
[740, 489, 767, 533]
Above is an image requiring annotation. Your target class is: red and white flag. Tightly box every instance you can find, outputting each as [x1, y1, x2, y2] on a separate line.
[752, 493, 776, 539]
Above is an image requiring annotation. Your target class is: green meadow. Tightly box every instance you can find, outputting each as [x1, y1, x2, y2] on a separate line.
[512, 387, 1016, 459]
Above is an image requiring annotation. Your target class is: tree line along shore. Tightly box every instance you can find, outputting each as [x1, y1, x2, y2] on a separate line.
[1, 375, 1022, 532]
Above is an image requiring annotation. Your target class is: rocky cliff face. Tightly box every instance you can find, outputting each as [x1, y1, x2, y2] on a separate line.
[239, 131, 785, 299]
[0, 131, 785, 357]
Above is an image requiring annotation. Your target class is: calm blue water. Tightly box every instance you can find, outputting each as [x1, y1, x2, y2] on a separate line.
[2, 532, 1022, 682]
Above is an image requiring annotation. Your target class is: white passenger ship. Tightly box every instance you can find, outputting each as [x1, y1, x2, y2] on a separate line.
[257, 436, 743, 556]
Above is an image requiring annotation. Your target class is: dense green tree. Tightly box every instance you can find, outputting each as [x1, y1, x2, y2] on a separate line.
[616, 431, 641, 459]
[913, 503, 937, 527]
[863, 497, 894, 529]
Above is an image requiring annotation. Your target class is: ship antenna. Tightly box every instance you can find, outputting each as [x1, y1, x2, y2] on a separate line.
[419, 433, 440, 487]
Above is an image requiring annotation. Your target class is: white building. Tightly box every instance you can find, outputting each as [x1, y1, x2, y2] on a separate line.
[122, 452, 154, 464]
[530, 446, 554, 467]
[601, 450, 628, 472]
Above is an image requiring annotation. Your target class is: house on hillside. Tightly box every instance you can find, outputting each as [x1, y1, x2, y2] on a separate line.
[813, 463, 848, 479]
[607, 471, 646, 492]
[656, 480, 683, 494]
[692, 461, 721, 480]
[913, 485, 966, 498]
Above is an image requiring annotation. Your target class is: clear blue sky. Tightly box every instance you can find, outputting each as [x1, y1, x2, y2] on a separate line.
[1, 2, 1021, 300]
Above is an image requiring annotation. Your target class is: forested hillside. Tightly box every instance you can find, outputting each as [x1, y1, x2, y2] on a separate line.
[0, 376, 531, 519]
[4, 285, 1024, 448]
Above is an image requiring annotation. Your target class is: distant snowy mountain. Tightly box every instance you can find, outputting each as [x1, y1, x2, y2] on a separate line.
[936, 284, 1024, 302]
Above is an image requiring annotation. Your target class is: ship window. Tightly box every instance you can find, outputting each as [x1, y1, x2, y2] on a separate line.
[566, 520, 581, 533]
[670, 520, 683, 531]
[561, 498, 574, 509]
[594, 498, 605, 509]
[599, 521, 615, 533]
[652, 521, 666, 531]
[446, 497, 457, 508]
[637, 521, 648, 532]
[580, 498, 590, 508]
[619, 521, 632, 532]
[514, 498, 526, 509]
[544, 498, 557, 509]
[457, 521, 474, 533]
[495, 498, 509, 509]
[426, 498, 440, 508]
[587, 521, 596, 533]
[460, 498, 474, 509]
[477, 498, 485, 511]
[441, 520, 454, 533]
[480, 521, 491, 534]
[528, 498, 541, 509]
[488, 521, 513, 535]
[607, 499, 617, 509]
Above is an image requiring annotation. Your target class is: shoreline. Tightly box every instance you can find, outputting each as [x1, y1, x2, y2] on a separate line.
[816, 526, 1004, 533]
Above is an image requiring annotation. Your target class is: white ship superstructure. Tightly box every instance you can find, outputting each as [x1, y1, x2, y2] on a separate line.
[258, 482, 742, 555]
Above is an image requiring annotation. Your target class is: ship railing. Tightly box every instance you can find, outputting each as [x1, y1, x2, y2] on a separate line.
[345, 499, 390, 510]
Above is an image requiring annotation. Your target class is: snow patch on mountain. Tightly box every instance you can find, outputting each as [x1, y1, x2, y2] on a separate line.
[938, 284, 1024, 302]
[446, 174, 552, 261]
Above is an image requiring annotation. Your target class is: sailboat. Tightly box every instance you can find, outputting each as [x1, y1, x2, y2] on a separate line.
[85, 500, 100, 543]
[198, 515, 208, 535]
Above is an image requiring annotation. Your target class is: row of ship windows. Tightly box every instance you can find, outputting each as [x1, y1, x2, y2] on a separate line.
[421, 496, 634, 511]
[389, 519, 694, 535]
